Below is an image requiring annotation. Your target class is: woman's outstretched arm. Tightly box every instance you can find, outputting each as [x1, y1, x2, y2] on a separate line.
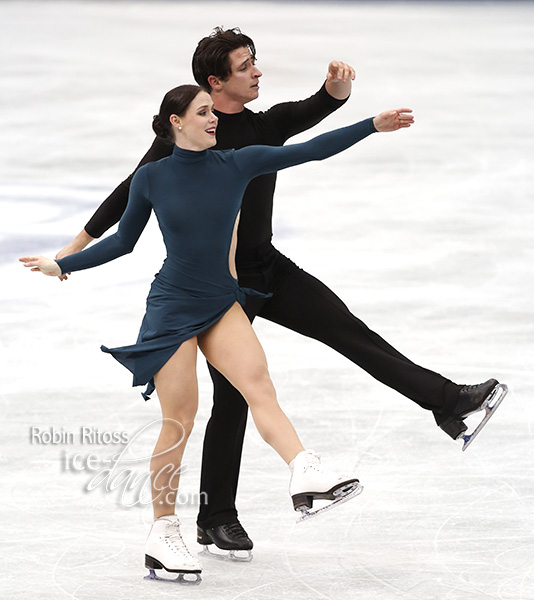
[20, 168, 153, 277]
[233, 109, 413, 181]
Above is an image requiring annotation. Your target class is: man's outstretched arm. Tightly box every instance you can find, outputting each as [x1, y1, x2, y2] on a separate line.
[265, 60, 356, 143]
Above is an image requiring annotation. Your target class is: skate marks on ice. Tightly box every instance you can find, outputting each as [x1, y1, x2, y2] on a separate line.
[269, 369, 533, 600]
[430, 481, 534, 600]
[460, 384, 509, 451]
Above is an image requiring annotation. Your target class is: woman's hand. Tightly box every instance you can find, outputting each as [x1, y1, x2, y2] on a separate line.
[373, 108, 414, 132]
[19, 256, 62, 277]
[54, 229, 94, 281]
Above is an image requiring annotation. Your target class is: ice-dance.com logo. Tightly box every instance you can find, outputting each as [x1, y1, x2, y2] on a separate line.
[30, 420, 207, 509]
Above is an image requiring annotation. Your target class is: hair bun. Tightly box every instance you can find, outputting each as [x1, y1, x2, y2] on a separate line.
[152, 114, 166, 138]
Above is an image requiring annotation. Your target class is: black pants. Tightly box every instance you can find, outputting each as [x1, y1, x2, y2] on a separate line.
[197, 243, 460, 528]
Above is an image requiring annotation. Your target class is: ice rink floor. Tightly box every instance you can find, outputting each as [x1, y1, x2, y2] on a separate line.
[2, 1, 534, 598]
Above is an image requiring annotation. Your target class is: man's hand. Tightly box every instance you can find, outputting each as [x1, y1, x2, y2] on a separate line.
[325, 60, 355, 100]
[19, 256, 62, 277]
[55, 229, 94, 281]
[373, 108, 414, 132]
[326, 60, 355, 84]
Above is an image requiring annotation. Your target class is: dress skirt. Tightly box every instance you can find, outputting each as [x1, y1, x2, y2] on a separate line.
[100, 271, 263, 400]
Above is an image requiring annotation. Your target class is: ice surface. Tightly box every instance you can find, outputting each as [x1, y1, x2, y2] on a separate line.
[1, 1, 533, 599]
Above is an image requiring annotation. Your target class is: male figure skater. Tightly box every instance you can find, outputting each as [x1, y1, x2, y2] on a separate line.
[57, 27, 505, 558]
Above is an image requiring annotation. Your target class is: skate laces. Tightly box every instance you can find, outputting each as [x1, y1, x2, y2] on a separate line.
[165, 520, 193, 558]
[302, 450, 352, 482]
[302, 450, 322, 472]
[461, 381, 497, 394]
[221, 522, 249, 541]
[462, 384, 481, 392]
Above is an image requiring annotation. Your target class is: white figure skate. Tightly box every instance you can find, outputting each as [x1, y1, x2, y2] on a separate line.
[289, 450, 363, 523]
[144, 515, 202, 585]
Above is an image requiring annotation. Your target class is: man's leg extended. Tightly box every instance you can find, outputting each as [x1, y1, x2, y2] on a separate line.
[258, 251, 461, 414]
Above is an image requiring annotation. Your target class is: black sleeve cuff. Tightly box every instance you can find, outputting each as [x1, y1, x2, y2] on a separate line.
[319, 81, 350, 109]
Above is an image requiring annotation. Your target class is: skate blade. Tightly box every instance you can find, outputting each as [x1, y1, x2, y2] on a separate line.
[144, 568, 202, 585]
[199, 545, 253, 563]
[296, 482, 364, 524]
[460, 384, 508, 451]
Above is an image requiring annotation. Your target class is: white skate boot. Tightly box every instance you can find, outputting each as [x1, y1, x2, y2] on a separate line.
[144, 515, 202, 585]
[289, 450, 363, 523]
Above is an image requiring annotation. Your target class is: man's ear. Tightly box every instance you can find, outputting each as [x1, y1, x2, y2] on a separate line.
[207, 75, 222, 91]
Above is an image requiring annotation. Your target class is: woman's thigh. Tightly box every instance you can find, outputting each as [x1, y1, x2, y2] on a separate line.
[153, 336, 199, 423]
[197, 303, 270, 398]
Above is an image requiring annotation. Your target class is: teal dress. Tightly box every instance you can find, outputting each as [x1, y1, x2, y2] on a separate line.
[56, 118, 376, 398]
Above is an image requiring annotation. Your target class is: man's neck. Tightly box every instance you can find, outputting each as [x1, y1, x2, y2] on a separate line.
[211, 92, 247, 115]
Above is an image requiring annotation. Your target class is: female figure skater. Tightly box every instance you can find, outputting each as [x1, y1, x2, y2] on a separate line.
[20, 85, 413, 582]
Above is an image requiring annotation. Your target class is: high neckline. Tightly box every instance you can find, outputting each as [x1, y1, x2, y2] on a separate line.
[214, 107, 250, 120]
[172, 144, 208, 163]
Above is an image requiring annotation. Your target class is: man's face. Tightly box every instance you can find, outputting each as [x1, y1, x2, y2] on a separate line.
[218, 46, 262, 105]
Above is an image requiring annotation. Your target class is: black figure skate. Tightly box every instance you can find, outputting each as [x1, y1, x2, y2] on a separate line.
[438, 379, 508, 451]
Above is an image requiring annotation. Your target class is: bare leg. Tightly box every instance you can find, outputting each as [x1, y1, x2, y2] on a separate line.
[198, 303, 304, 464]
[151, 337, 198, 519]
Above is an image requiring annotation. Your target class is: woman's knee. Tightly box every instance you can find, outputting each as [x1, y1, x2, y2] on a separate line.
[160, 412, 196, 442]
[240, 367, 275, 401]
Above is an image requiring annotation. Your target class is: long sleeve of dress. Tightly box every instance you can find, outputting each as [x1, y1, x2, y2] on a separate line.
[233, 117, 377, 181]
[56, 168, 152, 274]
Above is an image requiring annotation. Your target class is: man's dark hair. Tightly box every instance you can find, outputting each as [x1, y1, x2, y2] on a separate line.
[192, 27, 256, 90]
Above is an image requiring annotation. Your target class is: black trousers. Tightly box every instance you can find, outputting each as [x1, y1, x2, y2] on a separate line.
[197, 243, 460, 528]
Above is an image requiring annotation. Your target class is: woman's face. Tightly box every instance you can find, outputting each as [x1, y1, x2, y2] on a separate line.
[173, 91, 218, 151]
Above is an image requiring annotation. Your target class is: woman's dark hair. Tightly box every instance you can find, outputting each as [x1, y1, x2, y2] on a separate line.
[192, 27, 256, 90]
[152, 84, 206, 141]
